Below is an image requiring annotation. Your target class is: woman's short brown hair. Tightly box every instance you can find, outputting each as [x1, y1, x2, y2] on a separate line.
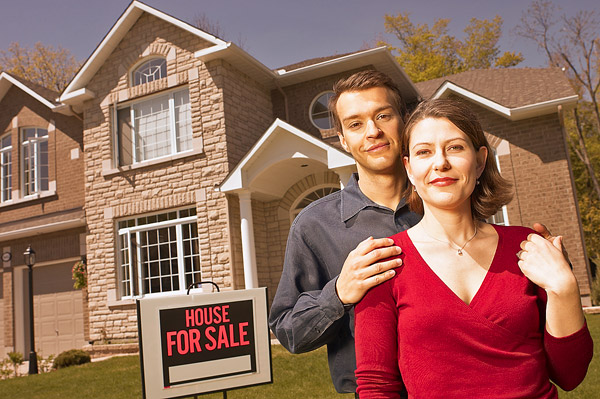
[401, 98, 513, 220]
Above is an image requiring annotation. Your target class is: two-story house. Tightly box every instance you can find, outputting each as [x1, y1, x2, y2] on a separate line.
[0, 0, 585, 353]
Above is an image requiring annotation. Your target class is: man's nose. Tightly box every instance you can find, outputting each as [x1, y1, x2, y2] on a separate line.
[365, 120, 382, 138]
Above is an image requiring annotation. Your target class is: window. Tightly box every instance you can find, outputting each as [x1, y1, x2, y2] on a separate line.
[486, 147, 509, 226]
[132, 58, 167, 86]
[117, 208, 201, 298]
[310, 91, 334, 130]
[117, 88, 192, 165]
[290, 185, 340, 222]
[1, 133, 11, 202]
[21, 128, 48, 195]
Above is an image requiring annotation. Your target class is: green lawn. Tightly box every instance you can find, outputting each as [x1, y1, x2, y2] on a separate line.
[1, 314, 598, 398]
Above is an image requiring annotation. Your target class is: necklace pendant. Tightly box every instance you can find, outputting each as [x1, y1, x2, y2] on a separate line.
[457, 249, 463, 256]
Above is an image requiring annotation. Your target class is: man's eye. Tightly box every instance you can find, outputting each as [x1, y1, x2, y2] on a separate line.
[348, 122, 361, 129]
[377, 114, 391, 120]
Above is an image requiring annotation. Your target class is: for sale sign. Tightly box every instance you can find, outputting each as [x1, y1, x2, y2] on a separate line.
[137, 288, 272, 399]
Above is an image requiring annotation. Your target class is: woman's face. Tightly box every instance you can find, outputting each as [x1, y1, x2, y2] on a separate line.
[403, 117, 487, 213]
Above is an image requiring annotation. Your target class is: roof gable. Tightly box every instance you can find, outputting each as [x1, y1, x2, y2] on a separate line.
[0, 72, 60, 110]
[415, 68, 578, 120]
[60, 0, 226, 103]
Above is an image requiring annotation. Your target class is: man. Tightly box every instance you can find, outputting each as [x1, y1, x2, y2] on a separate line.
[269, 70, 418, 395]
[268, 70, 560, 395]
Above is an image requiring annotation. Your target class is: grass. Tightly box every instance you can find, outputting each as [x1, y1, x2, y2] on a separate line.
[0, 314, 598, 398]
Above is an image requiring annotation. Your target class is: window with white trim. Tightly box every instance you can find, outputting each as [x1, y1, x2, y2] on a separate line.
[117, 208, 201, 298]
[310, 91, 334, 130]
[290, 185, 340, 223]
[21, 128, 48, 195]
[486, 147, 509, 226]
[1, 133, 11, 202]
[116, 88, 192, 165]
[132, 58, 167, 86]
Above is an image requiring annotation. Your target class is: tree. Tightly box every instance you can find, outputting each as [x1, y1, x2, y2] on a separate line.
[0, 42, 80, 92]
[380, 13, 523, 82]
[192, 12, 247, 50]
[516, 0, 600, 274]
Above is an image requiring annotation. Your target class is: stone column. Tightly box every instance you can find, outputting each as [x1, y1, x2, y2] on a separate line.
[238, 190, 258, 289]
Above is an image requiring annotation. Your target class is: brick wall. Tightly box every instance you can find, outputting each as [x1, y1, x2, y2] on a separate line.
[0, 86, 84, 222]
[466, 100, 591, 298]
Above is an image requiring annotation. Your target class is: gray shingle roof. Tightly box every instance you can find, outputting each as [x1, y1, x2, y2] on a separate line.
[415, 68, 576, 108]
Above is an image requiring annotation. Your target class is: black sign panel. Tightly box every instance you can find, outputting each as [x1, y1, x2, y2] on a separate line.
[159, 299, 256, 388]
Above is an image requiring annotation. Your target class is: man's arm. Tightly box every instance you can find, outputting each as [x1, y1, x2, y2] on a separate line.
[269, 226, 401, 354]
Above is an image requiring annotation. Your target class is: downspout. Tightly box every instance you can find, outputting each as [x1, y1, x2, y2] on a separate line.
[274, 80, 289, 122]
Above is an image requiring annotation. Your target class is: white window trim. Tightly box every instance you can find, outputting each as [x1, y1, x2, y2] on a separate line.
[290, 183, 340, 225]
[20, 128, 49, 197]
[117, 214, 200, 299]
[0, 133, 12, 203]
[309, 90, 334, 130]
[115, 86, 193, 166]
[130, 57, 167, 87]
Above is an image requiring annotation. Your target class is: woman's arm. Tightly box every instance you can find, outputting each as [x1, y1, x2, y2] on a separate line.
[354, 279, 404, 399]
[518, 234, 593, 390]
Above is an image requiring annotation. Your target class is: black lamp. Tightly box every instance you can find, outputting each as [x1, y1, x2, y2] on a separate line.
[23, 245, 38, 375]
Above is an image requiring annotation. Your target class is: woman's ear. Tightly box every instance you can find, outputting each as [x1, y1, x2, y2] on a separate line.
[476, 146, 488, 178]
[403, 156, 415, 186]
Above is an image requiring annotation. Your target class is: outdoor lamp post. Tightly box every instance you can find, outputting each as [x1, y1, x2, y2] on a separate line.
[23, 245, 38, 375]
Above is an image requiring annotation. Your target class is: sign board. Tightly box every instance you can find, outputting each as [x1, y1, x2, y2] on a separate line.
[137, 288, 272, 399]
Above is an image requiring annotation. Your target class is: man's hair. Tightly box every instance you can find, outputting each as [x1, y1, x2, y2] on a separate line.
[401, 98, 514, 220]
[328, 70, 408, 133]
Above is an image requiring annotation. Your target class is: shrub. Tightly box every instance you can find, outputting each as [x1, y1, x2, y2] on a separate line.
[7, 352, 23, 377]
[52, 349, 91, 369]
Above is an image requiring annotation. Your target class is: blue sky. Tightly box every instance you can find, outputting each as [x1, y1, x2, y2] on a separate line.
[0, 0, 598, 71]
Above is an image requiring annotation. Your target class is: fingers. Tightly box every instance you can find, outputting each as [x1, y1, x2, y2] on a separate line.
[531, 222, 551, 238]
[355, 236, 397, 256]
[362, 267, 397, 289]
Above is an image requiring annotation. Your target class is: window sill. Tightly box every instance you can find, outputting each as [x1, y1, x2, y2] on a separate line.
[0, 190, 57, 208]
[102, 149, 201, 177]
[107, 298, 136, 309]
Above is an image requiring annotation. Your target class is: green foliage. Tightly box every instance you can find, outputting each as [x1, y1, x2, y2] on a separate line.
[0, 358, 12, 380]
[7, 352, 23, 378]
[38, 354, 55, 374]
[72, 261, 87, 290]
[52, 349, 91, 370]
[380, 13, 523, 82]
[565, 103, 600, 263]
[591, 272, 600, 306]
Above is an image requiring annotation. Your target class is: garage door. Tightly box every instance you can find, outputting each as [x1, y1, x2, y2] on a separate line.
[33, 262, 85, 357]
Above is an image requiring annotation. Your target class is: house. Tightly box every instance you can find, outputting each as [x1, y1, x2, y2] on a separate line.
[1, 0, 592, 358]
[0, 72, 86, 359]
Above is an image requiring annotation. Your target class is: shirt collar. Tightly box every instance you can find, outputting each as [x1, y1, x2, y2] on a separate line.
[340, 173, 408, 222]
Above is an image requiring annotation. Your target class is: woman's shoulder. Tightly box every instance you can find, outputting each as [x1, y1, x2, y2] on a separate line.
[490, 224, 539, 244]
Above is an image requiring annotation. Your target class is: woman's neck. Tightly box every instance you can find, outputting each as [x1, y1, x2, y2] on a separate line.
[417, 202, 478, 244]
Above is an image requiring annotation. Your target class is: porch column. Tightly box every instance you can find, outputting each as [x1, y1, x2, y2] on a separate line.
[332, 165, 355, 189]
[238, 190, 258, 289]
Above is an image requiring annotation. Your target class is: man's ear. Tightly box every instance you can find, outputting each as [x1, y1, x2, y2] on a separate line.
[337, 131, 350, 153]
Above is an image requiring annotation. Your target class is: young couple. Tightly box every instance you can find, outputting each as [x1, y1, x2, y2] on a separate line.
[269, 70, 593, 398]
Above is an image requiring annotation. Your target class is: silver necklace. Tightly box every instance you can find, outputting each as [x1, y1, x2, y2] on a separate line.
[420, 224, 478, 256]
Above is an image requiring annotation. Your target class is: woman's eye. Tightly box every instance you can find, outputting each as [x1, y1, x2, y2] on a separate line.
[415, 149, 429, 156]
[448, 145, 464, 151]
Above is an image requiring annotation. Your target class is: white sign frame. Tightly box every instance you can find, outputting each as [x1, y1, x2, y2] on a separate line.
[137, 288, 272, 399]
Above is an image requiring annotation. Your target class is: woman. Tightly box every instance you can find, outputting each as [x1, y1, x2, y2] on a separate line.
[354, 99, 593, 398]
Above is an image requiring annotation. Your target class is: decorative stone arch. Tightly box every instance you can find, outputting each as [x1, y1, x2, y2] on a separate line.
[281, 171, 341, 224]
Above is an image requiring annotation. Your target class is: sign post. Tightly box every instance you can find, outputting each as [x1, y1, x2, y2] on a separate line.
[137, 287, 272, 399]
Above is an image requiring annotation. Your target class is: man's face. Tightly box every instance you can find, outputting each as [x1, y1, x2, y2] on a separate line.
[336, 87, 404, 177]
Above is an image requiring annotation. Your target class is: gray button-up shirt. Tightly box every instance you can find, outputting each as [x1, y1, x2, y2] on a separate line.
[269, 174, 421, 393]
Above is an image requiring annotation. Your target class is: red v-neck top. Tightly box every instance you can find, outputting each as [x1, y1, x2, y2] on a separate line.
[355, 225, 593, 399]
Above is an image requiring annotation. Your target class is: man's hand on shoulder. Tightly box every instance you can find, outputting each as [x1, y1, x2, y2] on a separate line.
[531, 222, 571, 265]
[335, 236, 402, 305]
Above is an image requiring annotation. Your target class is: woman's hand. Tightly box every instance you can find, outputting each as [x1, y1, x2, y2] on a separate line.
[517, 234, 577, 295]
[517, 233, 584, 337]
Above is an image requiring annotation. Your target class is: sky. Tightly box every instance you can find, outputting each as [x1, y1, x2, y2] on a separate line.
[0, 0, 598, 72]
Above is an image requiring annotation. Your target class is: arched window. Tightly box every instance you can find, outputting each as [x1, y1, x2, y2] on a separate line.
[309, 91, 334, 130]
[290, 184, 340, 222]
[132, 58, 167, 86]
